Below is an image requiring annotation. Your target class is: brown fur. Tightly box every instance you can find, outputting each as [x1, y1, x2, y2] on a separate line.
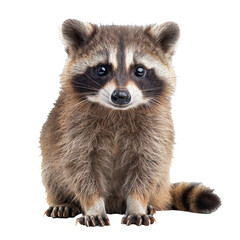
[41, 20, 221, 226]
[41, 95, 174, 211]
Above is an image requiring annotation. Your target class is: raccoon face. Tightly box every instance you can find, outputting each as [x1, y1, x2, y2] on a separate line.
[61, 19, 179, 110]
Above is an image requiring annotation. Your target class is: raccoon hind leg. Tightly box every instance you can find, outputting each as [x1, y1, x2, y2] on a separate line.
[44, 186, 81, 218]
[44, 204, 81, 218]
[149, 187, 173, 211]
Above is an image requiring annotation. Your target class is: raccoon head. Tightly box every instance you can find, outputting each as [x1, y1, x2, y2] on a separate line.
[61, 19, 179, 110]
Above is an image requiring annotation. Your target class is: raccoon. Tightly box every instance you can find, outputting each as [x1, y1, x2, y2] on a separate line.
[41, 19, 221, 227]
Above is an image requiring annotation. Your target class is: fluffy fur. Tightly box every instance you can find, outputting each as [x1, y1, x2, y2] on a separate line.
[41, 19, 221, 227]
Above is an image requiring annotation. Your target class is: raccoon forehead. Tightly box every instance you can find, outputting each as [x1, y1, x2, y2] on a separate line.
[72, 47, 168, 72]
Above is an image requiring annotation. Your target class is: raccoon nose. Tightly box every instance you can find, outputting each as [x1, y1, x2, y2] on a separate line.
[111, 89, 131, 105]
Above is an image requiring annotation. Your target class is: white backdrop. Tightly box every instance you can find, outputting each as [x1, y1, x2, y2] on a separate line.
[0, 0, 239, 239]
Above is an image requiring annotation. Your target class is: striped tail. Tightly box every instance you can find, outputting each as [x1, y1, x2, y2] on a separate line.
[171, 182, 221, 213]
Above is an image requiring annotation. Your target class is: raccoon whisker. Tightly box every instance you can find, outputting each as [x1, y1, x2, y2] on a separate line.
[75, 92, 97, 97]
[82, 74, 109, 96]
[144, 91, 164, 98]
[142, 90, 162, 93]
[102, 92, 111, 100]
[72, 87, 99, 92]
[148, 99, 163, 108]
[148, 97, 160, 103]
[71, 80, 97, 87]
[71, 81, 100, 91]
[64, 98, 91, 113]
[142, 87, 164, 92]
[63, 73, 110, 97]
[141, 98, 160, 109]
[70, 84, 100, 95]
[70, 88, 97, 94]
[147, 95, 163, 100]
[96, 91, 112, 105]
[143, 104, 158, 114]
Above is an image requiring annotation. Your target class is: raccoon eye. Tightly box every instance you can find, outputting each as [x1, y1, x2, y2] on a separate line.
[135, 66, 145, 77]
[96, 65, 108, 76]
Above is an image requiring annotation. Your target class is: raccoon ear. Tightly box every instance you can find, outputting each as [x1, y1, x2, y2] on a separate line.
[146, 22, 180, 57]
[61, 19, 96, 51]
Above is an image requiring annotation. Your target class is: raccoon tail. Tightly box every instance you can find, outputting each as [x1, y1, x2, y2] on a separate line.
[171, 182, 221, 213]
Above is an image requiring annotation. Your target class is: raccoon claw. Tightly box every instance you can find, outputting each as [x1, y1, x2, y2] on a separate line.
[76, 214, 110, 227]
[147, 205, 156, 215]
[44, 206, 80, 218]
[121, 214, 156, 226]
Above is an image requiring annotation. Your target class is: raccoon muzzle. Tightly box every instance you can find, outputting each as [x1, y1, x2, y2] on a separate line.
[171, 182, 221, 213]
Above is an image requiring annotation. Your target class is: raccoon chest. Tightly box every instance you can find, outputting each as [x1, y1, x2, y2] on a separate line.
[108, 134, 137, 192]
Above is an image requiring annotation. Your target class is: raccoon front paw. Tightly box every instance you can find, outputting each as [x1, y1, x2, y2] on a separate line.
[147, 205, 156, 215]
[76, 214, 110, 227]
[121, 214, 156, 226]
[44, 206, 80, 218]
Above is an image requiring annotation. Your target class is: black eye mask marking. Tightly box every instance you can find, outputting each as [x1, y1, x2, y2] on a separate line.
[71, 65, 113, 97]
[71, 60, 165, 102]
[131, 66, 165, 99]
